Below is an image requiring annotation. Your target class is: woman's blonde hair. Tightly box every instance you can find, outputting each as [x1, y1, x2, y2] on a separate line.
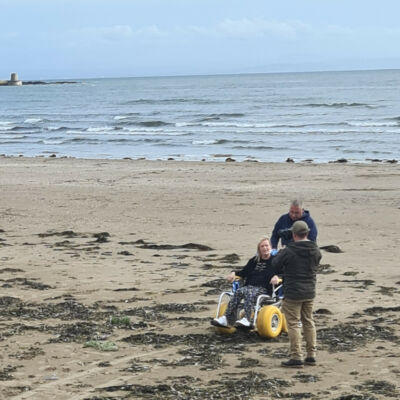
[256, 237, 271, 262]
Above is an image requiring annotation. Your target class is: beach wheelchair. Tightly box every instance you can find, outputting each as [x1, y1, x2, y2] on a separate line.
[213, 278, 288, 338]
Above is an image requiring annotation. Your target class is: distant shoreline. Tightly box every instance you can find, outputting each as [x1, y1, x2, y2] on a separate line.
[0, 80, 79, 86]
[22, 80, 79, 85]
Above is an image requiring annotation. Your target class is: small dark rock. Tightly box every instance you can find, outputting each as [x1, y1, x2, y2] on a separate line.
[315, 308, 333, 315]
[316, 264, 336, 274]
[98, 361, 111, 367]
[93, 232, 110, 243]
[118, 250, 132, 256]
[319, 245, 343, 253]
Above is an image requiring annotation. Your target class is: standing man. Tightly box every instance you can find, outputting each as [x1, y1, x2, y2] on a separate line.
[271, 220, 322, 368]
[270, 199, 317, 249]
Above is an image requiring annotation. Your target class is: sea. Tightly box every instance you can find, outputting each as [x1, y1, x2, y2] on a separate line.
[0, 69, 399, 163]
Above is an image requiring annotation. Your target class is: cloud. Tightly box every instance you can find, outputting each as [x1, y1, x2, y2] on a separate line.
[68, 18, 312, 46]
[323, 24, 355, 36]
[75, 25, 134, 41]
[67, 24, 168, 47]
[216, 18, 311, 40]
[76, 24, 168, 40]
[0, 31, 19, 40]
[134, 25, 168, 38]
[174, 18, 311, 41]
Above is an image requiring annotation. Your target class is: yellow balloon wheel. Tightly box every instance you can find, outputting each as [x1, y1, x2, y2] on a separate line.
[281, 312, 288, 333]
[256, 305, 283, 338]
[215, 303, 236, 334]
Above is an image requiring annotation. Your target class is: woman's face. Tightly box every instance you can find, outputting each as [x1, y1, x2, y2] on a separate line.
[259, 240, 271, 259]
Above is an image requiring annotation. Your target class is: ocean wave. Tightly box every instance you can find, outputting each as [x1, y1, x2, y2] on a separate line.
[0, 126, 41, 133]
[114, 113, 140, 120]
[115, 120, 173, 128]
[203, 122, 273, 128]
[197, 113, 246, 122]
[0, 134, 27, 140]
[121, 98, 220, 105]
[138, 120, 173, 127]
[121, 128, 189, 136]
[0, 140, 26, 144]
[86, 126, 116, 132]
[199, 121, 325, 129]
[192, 139, 219, 145]
[342, 148, 393, 155]
[24, 118, 43, 124]
[304, 102, 378, 109]
[66, 130, 87, 134]
[47, 126, 68, 131]
[41, 140, 65, 145]
[175, 122, 194, 127]
[62, 138, 102, 144]
[192, 139, 243, 145]
[386, 116, 400, 122]
[177, 120, 398, 130]
[347, 121, 399, 127]
[0, 125, 15, 131]
[232, 145, 276, 150]
[187, 121, 354, 129]
[107, 138, 136, 143]
[0, 121, 13, 126]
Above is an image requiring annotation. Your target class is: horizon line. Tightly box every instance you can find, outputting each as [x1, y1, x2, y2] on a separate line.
[7, 66, 400, 82]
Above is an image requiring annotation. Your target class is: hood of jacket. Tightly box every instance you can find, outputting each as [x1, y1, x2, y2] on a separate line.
[287, 240, 320, 259]
[299, 210, 311, 221]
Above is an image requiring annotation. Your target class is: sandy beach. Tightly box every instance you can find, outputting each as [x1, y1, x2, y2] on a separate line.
[0, 156, 399, 400]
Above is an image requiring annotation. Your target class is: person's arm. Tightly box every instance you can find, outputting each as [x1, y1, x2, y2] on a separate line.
[270, 218, 282, 248]
[307, 218, 318, 242]
[271, 250, 285, 275]
[234, 257, 254, 281]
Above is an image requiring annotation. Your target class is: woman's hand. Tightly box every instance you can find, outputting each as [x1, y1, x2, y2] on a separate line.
[270, 275, 281, 285]
[226, 271, 236, 283]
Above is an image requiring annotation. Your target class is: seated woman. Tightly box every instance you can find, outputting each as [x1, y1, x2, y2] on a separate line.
[212, 237, 279, 328]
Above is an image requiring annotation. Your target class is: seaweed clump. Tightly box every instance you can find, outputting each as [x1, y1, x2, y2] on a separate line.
[354, 380, 399, 397]
[94, 371, 290, 400]
[318, 322, 398, 352]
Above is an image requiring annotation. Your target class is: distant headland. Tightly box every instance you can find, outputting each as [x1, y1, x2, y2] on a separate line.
[0, 72, 78, 86]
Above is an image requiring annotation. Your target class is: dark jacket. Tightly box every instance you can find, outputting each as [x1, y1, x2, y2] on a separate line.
[270, 210, 317, 248]
[271, 240, 321, 300]
[235, 256, 278, 295]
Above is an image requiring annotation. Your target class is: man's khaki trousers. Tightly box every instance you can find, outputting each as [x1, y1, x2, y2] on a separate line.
[282, 298, 316, 361]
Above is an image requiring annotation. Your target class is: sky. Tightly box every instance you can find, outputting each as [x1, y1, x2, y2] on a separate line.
[1, 0, 400, 79]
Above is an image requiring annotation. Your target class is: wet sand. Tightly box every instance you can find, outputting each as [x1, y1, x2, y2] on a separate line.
[0, 157, 399, 400]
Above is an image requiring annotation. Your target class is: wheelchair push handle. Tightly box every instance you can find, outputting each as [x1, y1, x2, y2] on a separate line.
[272, 277, 284, 299]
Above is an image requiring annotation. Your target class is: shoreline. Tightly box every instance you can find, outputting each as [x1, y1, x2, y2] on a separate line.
[0, 154, 398, 165]
[1, 156, 399, 399]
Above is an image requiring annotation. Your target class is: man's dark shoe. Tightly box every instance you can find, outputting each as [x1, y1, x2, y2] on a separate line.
[281, 359, 304, 368]
[304, 357, 316, 366]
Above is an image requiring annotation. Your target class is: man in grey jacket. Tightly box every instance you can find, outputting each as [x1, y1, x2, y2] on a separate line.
[271, 220, 322, 368]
